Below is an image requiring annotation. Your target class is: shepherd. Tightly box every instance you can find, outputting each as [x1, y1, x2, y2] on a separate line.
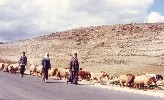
[19, 52, 27, 77]
[68, 52, 79, 85]
[42, 53, 51, 83]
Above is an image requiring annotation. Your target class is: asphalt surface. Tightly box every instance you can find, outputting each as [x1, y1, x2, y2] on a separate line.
[0, 72, 164, 100]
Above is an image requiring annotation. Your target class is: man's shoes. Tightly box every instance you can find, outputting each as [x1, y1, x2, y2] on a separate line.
[45, 79, 47, 83]
[20, 74, 23, 77]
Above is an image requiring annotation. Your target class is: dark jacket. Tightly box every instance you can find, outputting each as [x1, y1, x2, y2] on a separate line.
[70, 57, 79, 72]
[42, 57, 51, 69]
[19, 56, 27, 65]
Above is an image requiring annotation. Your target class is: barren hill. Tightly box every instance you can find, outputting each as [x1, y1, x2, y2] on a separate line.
[1, 23, 164, 75]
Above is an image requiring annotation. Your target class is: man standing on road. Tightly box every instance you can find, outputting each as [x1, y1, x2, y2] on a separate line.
[19, 52, 27, 77]
[69, 52, 79, 85]
[42, 53, 51, 83]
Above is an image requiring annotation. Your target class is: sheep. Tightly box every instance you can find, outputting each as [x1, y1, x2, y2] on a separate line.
[57, 68, 70, 80]
[90, 71, 109, 83]
[3, 63, 9, 72]
[36, 66, 44, 76]
[29, 64, 38, 76]
[48, 68, 58, 77]
[134, 75, 156, 89]
[119, 74, 135, 87]
[0, 63, 4, 71]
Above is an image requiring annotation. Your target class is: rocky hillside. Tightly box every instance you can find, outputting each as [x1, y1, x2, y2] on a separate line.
[1, 23, 164, 74]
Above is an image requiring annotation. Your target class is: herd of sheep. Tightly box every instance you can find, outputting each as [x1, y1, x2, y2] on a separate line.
[1, 62, 164, 90]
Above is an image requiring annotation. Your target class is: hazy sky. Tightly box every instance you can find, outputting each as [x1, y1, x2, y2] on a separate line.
[0, 0, 164, 42]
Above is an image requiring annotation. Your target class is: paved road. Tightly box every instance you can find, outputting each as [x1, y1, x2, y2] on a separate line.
[0, 72, 163, 100]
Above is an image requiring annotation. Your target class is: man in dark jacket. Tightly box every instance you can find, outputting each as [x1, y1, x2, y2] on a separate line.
[69, 52, 79, 84]
[19, 52, 27, 77]
[42, 53, 51, 83]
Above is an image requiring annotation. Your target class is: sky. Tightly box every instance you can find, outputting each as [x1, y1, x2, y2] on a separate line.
[0, 0, 164, 42]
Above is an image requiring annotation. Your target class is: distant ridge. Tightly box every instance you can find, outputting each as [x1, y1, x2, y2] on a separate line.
[0, 23, 164, 74]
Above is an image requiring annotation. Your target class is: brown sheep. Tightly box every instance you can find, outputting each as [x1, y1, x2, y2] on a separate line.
[78, 70, 86, 81]
[57, 68, 70, 80]
[8, 64, 15, 74]
[29, 64, 38, 76]
[119, 74, 135, 87]
[100, 71, 109, 81]
[9, 63, 19, 74]
[48, 68, 58, 77]
[0, 63, 5, 71]
[12, 64, 19, 73]
[78, 68, 91, 80]
[3, 63, 9, 72]
[134, 75, 156, 89]
[36, 66, 44, 76]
